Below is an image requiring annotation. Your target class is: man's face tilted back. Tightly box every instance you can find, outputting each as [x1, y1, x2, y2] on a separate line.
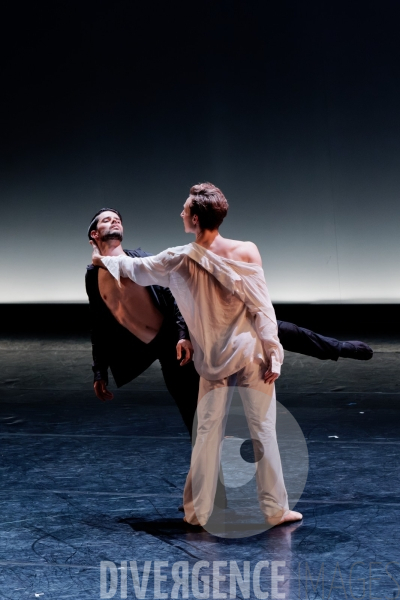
[90, 211, 124, 244]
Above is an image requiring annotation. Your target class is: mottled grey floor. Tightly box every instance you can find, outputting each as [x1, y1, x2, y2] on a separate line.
[0, 334, 399, 599]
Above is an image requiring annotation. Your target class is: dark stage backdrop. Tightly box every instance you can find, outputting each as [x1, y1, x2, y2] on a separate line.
[1, 1, 400, 303]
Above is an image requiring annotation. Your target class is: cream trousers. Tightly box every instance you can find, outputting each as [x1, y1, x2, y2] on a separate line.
[183, 359, 289, 526]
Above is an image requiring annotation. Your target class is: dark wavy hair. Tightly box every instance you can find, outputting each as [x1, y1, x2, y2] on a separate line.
[188, 183, 229, 230]
[87, 208, 123, 239]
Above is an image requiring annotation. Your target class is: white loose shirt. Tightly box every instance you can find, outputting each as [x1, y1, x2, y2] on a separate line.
[101, 242, 284, 381]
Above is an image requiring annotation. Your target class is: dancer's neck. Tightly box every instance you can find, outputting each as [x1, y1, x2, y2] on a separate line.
[195, 229, 221, 249]
[96, 239, 126, 257]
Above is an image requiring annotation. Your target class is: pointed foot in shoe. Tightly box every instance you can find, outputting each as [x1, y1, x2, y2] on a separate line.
[340, 341, 373, 360]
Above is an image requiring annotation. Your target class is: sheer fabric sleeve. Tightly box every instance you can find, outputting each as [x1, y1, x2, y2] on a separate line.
[253, 311, 284, 375]
[236, 269, 284, 375]
[100, 250, 172, 288]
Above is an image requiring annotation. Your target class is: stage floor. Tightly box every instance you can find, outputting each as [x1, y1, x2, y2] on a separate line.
[0, 334, 399, 599]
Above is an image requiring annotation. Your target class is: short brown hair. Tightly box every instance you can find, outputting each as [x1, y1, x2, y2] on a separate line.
[188, 183, 229, 230]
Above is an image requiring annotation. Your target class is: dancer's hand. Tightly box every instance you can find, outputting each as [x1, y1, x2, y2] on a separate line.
[94, 380, 114, 401]
[176, 339, 194, 366]
[90, 240, 104, 267]
[264, 367, 279, 385]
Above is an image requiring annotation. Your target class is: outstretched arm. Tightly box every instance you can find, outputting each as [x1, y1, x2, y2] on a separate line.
[91, 241, 171, 287]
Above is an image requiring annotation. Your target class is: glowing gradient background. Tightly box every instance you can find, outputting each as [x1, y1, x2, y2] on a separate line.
[2, 1, 400, 303]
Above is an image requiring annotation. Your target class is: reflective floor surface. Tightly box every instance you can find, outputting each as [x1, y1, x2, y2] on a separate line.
[0, 334, 399, 599]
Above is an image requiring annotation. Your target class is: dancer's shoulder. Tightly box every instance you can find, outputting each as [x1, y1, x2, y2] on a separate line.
[241, 241, 262, 266]
[223, 239, 262, 266]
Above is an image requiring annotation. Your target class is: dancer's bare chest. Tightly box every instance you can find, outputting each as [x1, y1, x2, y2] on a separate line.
[98, 269, 164, 343]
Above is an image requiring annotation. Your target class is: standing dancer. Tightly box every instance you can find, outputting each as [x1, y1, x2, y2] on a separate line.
[91, 183, 302, 527]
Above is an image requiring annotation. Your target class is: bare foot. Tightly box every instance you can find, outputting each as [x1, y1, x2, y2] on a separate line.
[267, 510, 303, 527]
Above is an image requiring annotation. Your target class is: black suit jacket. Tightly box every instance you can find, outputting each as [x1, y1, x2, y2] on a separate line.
[85, 248, 189, 387]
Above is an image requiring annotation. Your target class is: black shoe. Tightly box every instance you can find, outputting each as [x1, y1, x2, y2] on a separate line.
[340, 341, 373, 360]
[178, 504, 184, 512]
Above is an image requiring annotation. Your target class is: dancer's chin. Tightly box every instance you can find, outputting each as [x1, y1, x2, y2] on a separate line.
[101, 232, 123, 242]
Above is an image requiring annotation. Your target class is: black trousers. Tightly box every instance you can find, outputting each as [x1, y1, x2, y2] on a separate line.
[277, 320, 342, 361]
[145, 321, 200, 437]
